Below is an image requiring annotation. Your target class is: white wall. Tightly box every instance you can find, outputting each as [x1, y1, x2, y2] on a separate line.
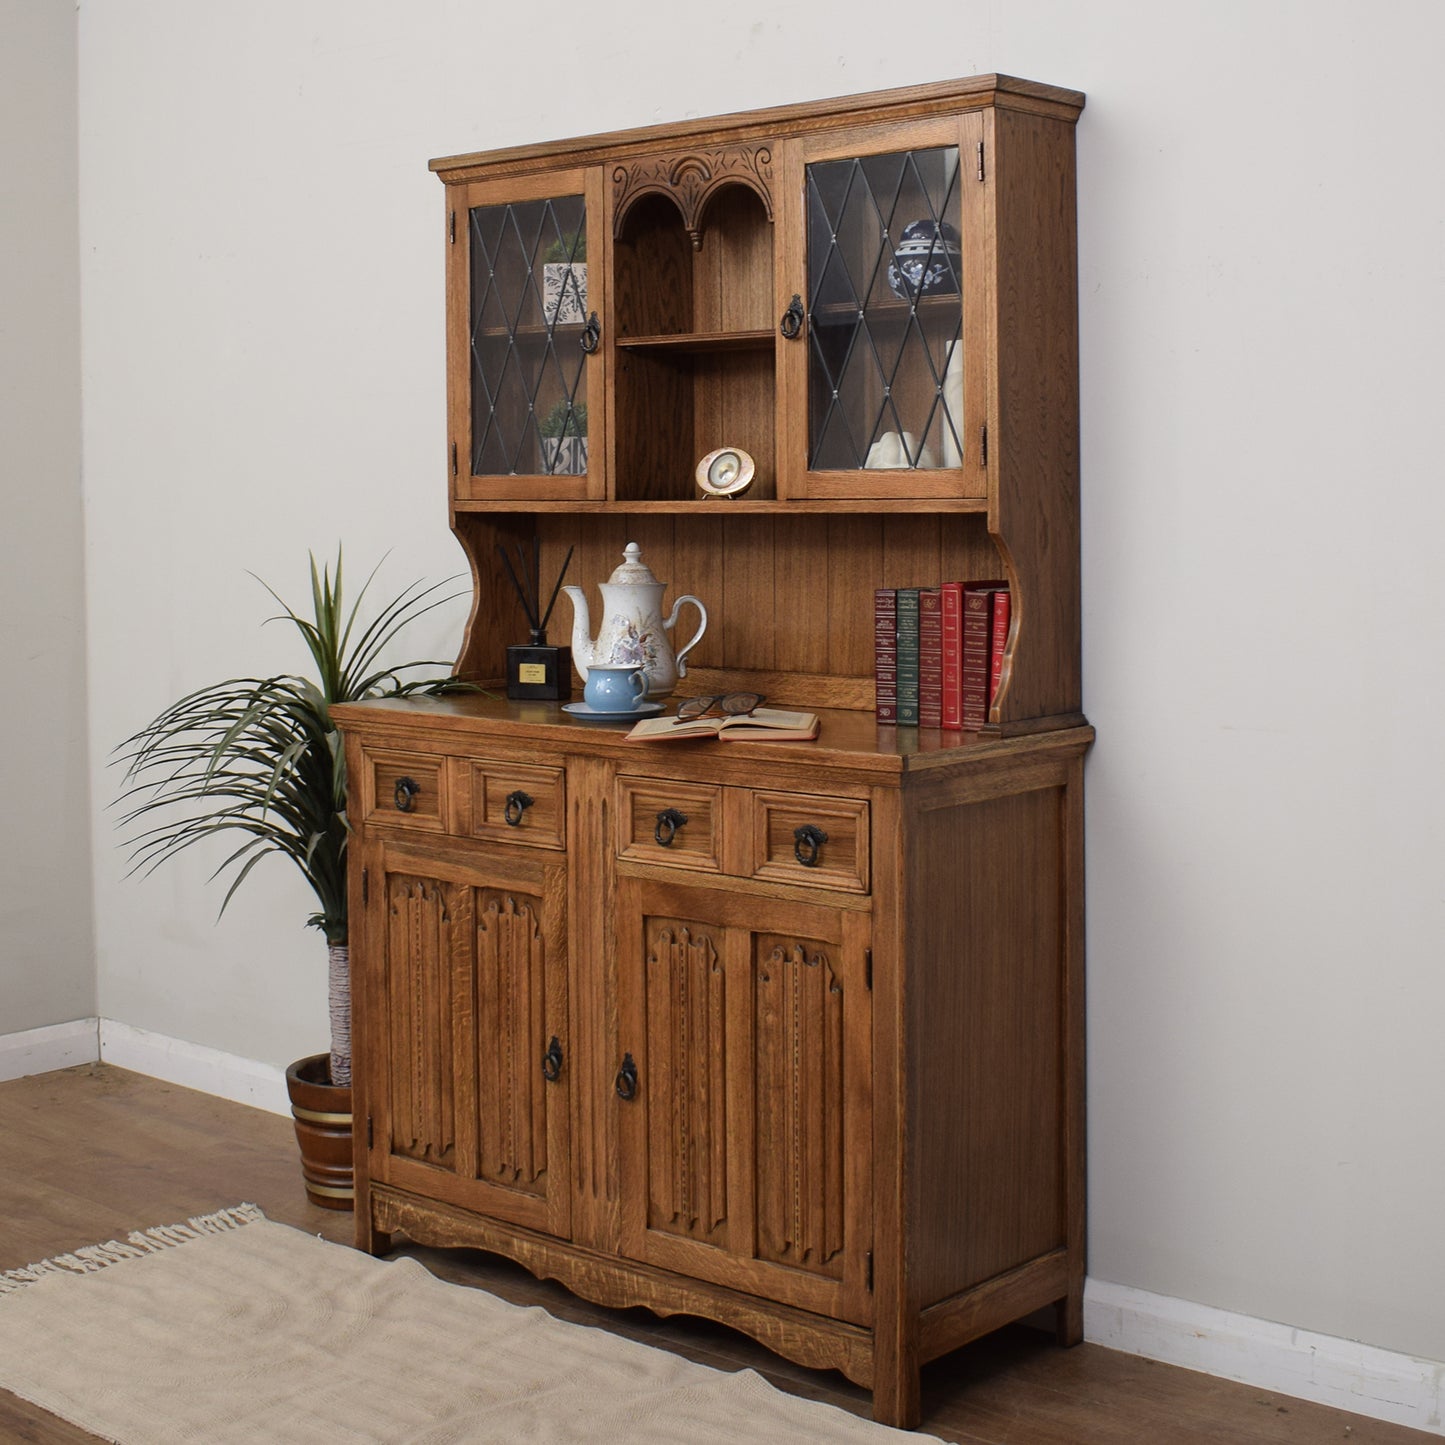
[1, 0, 93, 1032]
[71, 0, 1445, 1373]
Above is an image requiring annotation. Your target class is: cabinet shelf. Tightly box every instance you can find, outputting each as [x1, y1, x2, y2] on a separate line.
[452, 495, 989, 515]
[615, 328, 774, 355]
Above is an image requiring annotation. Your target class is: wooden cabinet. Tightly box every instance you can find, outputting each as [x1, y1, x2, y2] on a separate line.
[335, 73, 1089, 1431]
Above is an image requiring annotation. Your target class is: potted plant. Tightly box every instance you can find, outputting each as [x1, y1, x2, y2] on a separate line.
[539, 398, 587, 476]
[114, 550, 472, 1210]
[541, 229, 587, 326]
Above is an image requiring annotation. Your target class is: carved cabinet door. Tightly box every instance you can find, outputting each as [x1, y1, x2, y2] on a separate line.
[615, 877, 873, 1323]
[361, 837, 570, 1239]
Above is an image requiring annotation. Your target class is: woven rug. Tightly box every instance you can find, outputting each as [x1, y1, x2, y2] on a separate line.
[0, 1206, 937, 1443]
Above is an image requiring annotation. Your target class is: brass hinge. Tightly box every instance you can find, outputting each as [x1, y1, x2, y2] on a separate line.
[976, 140, 986, 182]
[980, 424, 988, 467]
[866, 1251, 875, 1291]
[865, 949, 873, 990]
[366, 1115, 374, 1148]
[449, 209, 456, 244]
[361, 867, 369, 904]
[451, 441, 459, 476]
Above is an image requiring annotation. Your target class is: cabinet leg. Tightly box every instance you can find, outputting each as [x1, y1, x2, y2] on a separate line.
[353, 1201, 392, 1256]
[871, 1358, 921, 1431]
[1055, 1287, 1084, 1347]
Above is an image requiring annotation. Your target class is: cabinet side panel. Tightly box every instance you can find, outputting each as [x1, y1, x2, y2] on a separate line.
[990, 108, 1081, 727]
[908, 780, 1065, 1304]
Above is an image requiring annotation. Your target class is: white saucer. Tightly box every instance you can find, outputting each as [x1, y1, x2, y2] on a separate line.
[562, 700, 664, 721]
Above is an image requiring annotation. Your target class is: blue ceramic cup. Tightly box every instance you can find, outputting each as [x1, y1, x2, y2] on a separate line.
[583, 664, 648, 712]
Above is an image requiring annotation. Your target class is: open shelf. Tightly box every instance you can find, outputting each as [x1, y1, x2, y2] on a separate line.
[615, 328, 774, 355]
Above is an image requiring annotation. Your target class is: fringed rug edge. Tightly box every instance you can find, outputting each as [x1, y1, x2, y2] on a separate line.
[0, 1204, 266, 1296]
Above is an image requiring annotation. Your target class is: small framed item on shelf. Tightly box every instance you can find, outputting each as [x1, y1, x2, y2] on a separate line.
[695, 446, 755, 499]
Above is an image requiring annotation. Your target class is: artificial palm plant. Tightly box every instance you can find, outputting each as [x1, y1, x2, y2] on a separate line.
[115, 550, 470, 1088]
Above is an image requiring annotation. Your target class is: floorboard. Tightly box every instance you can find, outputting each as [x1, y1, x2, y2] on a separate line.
[0, 1064, 1432, 1443]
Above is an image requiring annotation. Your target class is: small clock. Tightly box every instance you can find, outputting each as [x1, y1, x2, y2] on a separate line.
[695, 446, 756, 499]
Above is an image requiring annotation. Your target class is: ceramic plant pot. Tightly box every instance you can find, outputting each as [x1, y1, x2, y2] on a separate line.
[285, 1053, 354, 1211]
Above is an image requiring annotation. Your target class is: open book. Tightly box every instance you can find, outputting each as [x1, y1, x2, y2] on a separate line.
[626, 707, 819, 743]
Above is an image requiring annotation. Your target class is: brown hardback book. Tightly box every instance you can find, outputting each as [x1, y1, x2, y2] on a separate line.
[627, 707, 819, 743]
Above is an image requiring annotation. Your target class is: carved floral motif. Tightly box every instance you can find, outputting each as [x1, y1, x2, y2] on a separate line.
[612, 145, 775, 249]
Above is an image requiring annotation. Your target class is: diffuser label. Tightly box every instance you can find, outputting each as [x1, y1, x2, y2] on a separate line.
[518, 664, 548, 684]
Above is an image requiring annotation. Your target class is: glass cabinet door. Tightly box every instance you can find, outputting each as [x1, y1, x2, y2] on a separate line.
[451, 169, 604, 501]
[780, 116, 985, 499]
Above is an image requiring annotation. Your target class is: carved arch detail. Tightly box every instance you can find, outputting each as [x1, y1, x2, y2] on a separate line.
[612, 144, 775, 250]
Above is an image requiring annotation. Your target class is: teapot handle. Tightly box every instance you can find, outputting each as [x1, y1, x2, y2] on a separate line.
[663, 595, 708, 678]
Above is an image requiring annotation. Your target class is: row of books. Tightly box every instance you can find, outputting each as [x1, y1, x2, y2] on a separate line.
[875, 582, 1010, 729]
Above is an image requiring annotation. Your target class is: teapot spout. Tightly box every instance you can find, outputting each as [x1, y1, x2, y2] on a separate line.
[561, 585, 594, 679]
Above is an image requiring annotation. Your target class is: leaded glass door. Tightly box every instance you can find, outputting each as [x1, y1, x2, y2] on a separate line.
[448, 168, 605, 502]
[778, 116, 986, 500]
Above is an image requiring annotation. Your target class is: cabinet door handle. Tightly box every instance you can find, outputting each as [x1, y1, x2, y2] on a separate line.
[503, 790, 534, 827]
[780, 294, 804, 339]
[653, 807, 689, 847]
[793, 823, 829, 867]
[580, 311, 601, 354]
[393, 777, 421, 813]
[541, 1036, 564, 1082]
[615, 1053, 639, 1101]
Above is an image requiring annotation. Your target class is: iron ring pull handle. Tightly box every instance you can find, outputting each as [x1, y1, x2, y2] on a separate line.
[780, 294, 804, 340]
[653, 807, 689, 847]
[580, 312, 602, 354]
[503, 790, 534, 827]
[541, 1036, 564, 1082]
[793, 823, 829, 868]
[615, 1053, 639, 1101]
[393, 777, 421, 813]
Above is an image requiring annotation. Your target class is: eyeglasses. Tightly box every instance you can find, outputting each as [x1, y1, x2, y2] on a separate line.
[674, 691, 765, 721]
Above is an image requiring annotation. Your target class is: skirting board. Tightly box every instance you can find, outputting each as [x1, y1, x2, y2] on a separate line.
[97, 1020, 292, 1117]
[1086, 1280, 1445, 1437]
[0, 1018, 100, 1082]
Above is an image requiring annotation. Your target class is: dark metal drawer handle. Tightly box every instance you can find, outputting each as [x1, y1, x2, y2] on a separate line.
[793, 823, 829, 868]
[615, 1053, 638, 1101]
[542, 1036, 564, 1082]
[504, 790, 534, 827]
[653, 807, 689, 847]
[393, 777, 421, 813]
[780, 293, 804, 339]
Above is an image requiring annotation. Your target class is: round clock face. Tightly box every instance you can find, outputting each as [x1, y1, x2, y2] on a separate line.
[696, 446, 756, 498]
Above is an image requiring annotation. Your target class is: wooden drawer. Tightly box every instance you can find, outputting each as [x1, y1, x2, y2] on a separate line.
[749, 790, 870, 893]
[461, 759, 565, 850]
[616, 777, 722, 873]
[360, 749, 448, 833]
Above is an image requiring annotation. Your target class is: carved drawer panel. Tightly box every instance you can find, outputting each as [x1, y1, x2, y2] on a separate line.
[749, 791, 870, 894]
[360, 749, 448, 833]
[461, 760, 566, 850]
[616, 777, 723, 873]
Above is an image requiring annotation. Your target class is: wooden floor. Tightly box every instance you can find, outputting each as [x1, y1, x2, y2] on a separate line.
[0, 1065, 1431, 1445]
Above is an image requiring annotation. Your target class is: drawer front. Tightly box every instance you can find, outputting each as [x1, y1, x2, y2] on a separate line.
[362, 750, 448, 833]
[616, 777, 722, 873]
[463, 760, 566, 850]
[750, 790, 870, 893]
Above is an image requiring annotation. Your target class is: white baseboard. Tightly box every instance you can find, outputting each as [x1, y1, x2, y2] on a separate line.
[0, 1018, 100, 1081]
[1086, 1279, 1445, 1437]
[97, 1020, 291, 1117]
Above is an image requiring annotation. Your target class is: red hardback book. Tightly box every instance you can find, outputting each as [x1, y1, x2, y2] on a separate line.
[988, 588, 1011, 705]
[918, 588, 943, 728]
[961, 581, 1007, 730]
[940, 582, 964, 730]
[874, 588, 898, 723]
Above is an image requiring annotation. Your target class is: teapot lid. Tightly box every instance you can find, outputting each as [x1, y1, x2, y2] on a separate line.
[607, 542, 660, 586]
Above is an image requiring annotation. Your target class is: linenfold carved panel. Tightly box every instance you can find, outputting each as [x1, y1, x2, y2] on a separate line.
[385, 876, 458, 1168]
[612, 145, 775, 249]
[754, 936, 846, 1276]
[475, 889, 549, 1190]
[644, 921, 729, 1244]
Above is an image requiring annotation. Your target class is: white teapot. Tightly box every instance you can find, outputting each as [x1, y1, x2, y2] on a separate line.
[562, 543, 707, 699]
